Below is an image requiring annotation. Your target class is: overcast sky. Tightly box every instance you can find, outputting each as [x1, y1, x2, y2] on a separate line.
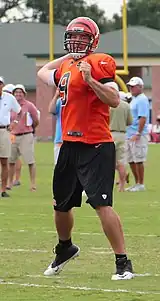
[86, 0, 125, 18]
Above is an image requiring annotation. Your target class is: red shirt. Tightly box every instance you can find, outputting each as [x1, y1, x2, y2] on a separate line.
[54, 53, 116, 144]
[11, 99, 38, 135]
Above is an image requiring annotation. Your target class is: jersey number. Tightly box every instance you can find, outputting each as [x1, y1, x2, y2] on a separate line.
[58, 72, 70, 106]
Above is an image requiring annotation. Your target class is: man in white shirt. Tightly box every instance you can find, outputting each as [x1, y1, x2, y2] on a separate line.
[0, 77, 21, 197]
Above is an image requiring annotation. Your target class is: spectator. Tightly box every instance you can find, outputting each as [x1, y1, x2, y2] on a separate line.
[126, 77, 149, 192]
[150, 115, 160, 143]
[152, 115, 160, 133]
[3, 84, 15, 94]
[0, 77, 21, 197]
[110, 90, 132, 191]
[8, 84, 39, 191]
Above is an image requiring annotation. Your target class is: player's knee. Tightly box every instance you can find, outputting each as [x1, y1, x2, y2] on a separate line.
[95, 205, 112, 213]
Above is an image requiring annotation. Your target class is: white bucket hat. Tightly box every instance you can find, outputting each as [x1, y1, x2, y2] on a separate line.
[13, 84, 26, 94]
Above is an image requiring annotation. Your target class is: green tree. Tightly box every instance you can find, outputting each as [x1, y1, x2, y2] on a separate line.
[0, 0, 112, 33]
[0, 0, 33, 22]
[26, 0, 111, 33]
[0, 0, 20, 21]
[111, 0, 160, 30]
[127, 0, 160, 29]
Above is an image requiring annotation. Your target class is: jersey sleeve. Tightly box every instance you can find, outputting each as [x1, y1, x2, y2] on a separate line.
[48, 68, 61, 86]
[54, 69, 61, 86]
[89, 54, 116, 83]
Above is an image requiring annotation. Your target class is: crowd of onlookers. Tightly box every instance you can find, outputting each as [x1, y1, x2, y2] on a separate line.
[0, 77, 39, 197]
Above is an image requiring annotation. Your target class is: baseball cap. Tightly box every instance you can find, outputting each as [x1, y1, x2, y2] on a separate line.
[127, 77, 144, 86]
[0, 76, 5, 84]
[3, 84, 15, 93]
[13, 84, 26, 94]
[119, 91, 132, 101]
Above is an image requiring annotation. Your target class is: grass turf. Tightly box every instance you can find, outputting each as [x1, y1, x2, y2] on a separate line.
[0, 142, 160, 300]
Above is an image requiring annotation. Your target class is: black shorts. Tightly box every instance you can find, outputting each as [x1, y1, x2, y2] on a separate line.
[53, 141, 115, 212]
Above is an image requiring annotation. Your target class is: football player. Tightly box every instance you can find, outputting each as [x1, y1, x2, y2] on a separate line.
[38, 17, 134, 280]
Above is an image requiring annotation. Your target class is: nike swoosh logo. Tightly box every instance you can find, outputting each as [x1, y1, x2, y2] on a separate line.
[95, 144, 102, 148]
[100, 61, 108, 65]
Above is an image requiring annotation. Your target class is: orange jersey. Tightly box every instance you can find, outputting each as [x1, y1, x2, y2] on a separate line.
[54, 53, 116, 144]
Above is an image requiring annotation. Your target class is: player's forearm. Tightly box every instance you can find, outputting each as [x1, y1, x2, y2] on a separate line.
[37, 54, 70, 84]
[39, 54, 70, 71]
[138, 117, 146, 133]
[87, 77, 119, 108]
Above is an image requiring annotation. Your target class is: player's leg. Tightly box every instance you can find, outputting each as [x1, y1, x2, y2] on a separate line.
[44, 142, 82, 276]
[78, 142, 134, 280]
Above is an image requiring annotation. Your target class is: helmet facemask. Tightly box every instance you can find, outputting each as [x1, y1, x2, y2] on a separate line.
[64, 31, 94, 59]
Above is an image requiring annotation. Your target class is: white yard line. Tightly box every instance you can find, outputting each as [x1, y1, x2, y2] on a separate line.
[0, 247, 141, 256]
[44, 230, 158, 237]
[26, 273, 160, 278]
[1, 212, 144, 219]
[90, 251, 113, 254]
[135, 273, 160, 277]
[0, 248, 48, 253]
[0, 280, 160, 295]
[26, 274, 64, 279]
[0, 248, 113, 255]
[0, 248, 155, 258]
[0, 228, 158, 237]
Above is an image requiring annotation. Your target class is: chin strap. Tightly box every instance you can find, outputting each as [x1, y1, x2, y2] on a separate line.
[71, 53, 87, 60]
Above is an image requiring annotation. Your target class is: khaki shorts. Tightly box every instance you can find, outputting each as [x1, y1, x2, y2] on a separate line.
[9, 133, 35, 164]
[126, 135, 148, 163]
[54, 143, 62, 165]
[111, 132, 126, 164]
[0, 129, 11, 158]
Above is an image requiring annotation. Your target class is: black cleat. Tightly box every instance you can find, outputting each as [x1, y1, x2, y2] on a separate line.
[44, 243, 80, 276]
[112, 259, 134, 280]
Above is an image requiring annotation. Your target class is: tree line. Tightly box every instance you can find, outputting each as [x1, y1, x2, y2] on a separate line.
[1, 0, 160, 33]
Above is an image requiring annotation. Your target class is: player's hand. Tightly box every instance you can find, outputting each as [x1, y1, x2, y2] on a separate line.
[79, 61, 92, 83]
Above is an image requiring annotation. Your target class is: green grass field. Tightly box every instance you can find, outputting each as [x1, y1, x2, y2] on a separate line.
[0, 142, 160, 301]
